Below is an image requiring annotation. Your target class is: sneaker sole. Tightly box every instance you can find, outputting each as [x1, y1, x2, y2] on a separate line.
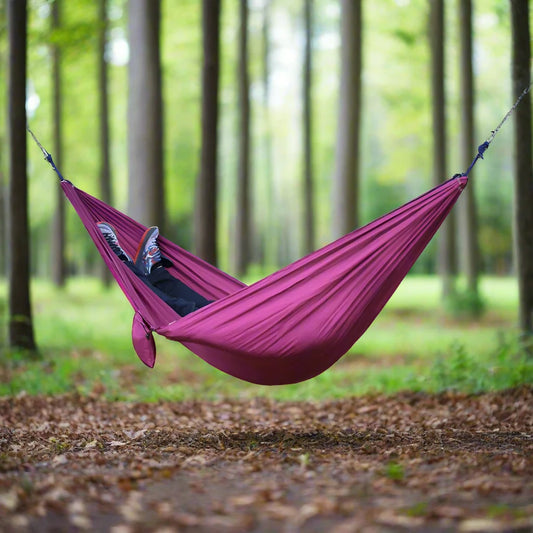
[134, 227, 159, 267]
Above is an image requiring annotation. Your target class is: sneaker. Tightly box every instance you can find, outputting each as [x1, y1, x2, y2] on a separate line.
[134, 226, 161, 275]
[97, 221, 132, 262]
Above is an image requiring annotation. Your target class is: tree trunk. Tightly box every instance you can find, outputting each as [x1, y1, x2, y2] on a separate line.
[510, 0, 533, 339]
[429, 0, 455, 298]
[458, 0, 479, 295]
[332, 0, 362, 238]
[51, 0, 66, 287]
[302, 0, 314, 254]
[0, 146, 5, 277]
[262, 0, 277, 266]
[128, 0, 165, 229]
[234, 0, 251, 276]
[7, 0, 37, 352]
[0, 8, 4, 278]
[98, 0, 112, 285]
[195, 0, 221, 266]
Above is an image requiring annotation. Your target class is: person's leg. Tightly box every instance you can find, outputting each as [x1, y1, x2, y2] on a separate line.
[133, 226, 212, 308]
[147, 266, 212, 308]
[124, 262, 201, 316]
[99, 223, 212, 317]
[150, 290, 199, 316]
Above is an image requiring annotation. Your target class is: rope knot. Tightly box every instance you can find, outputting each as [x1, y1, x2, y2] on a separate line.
[477, 141, 489, 159]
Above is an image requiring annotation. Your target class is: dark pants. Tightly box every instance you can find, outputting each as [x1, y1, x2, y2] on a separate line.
[127, 263, 211, 316]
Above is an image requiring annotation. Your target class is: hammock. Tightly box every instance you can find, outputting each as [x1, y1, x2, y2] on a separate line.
[30, 82, 531, 385]
[59, 174, 467, 385]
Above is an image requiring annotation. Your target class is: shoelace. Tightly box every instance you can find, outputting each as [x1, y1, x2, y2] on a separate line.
[103, 233, 119, 250]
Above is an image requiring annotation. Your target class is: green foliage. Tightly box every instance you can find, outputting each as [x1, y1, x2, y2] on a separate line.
[431, 338, 533, 394]
[444, 288, 486, 318]
[3, 346, 42, 362]
[487, 504, 528, 520]
[360, 173, 407, 227]
[404, 502, 429, 517]
[383, 461, 405, 482]
[0, 297, 6, 348]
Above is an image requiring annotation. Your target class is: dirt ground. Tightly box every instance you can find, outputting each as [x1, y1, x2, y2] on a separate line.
[0, 387, 532, 532]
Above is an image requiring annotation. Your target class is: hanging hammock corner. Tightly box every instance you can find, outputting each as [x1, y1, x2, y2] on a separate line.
[132, 312, 157, 368]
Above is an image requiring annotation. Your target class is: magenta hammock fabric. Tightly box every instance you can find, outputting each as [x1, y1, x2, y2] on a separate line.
[61, 175, 468, 385]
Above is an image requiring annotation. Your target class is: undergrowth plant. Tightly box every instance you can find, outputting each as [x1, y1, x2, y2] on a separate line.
[444, 288, 486, 319]
[431, 336, 533, 393]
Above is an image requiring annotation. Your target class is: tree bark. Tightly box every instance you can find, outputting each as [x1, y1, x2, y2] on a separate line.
[51, 0, 66, 287]
[510, 0, 533, 338]
[429, 0, 456, 298]
[262, 0, 277, 266]
[7, 0, 37, 352]
[0, 8, 4, 278]
[234, 0, 251, 276]
[195, 0, 221, 266]
[303, 0, 314, 254]
[458, 0, 479, 295]
[0, 150, 5, 278]
[128, 0, 165, 229]
[332, 0, 362, 238]
[98, 0, 112, 285]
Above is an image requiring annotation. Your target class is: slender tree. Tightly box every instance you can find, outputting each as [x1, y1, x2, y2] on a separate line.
[429, 0, 455, 298]
[0, 174, 5, 278]
[262, 0, 277, 266]
[195, 0, 221, 266]
[510, 0, 533, 341]
[234, 0, 251, 276]
[302, 0, 314, 254]
[332, 0, 362, 238]
[51, 0, 66, 286]
[458, 0, 480, 298]
[98, 0, 112, 284]
[7, 0, 37, 351]
[0, 5, 5, 278]
[0, 135, 5, 278]
[128, 0, 165, 229]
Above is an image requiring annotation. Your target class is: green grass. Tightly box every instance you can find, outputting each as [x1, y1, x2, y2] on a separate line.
[0, 275, 531, 401]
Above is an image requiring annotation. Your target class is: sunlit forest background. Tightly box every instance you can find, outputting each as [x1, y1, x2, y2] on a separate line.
[0, 0, 526, 278]
[1, 6, 533, 529]
[1, 0, 532, 401]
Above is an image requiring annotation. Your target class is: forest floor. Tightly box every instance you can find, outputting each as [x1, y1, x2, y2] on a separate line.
[0, 387, 532, 533]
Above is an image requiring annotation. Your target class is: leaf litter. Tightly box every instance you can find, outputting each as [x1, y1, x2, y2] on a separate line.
[0, 387, 531, 532]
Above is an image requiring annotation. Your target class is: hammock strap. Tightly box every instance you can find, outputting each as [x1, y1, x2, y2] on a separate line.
[464, 82, 532, 176]
[26, 125, 67, 182]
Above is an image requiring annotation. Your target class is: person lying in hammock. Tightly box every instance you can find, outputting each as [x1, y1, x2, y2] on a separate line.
[97, 222, 212, 317]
